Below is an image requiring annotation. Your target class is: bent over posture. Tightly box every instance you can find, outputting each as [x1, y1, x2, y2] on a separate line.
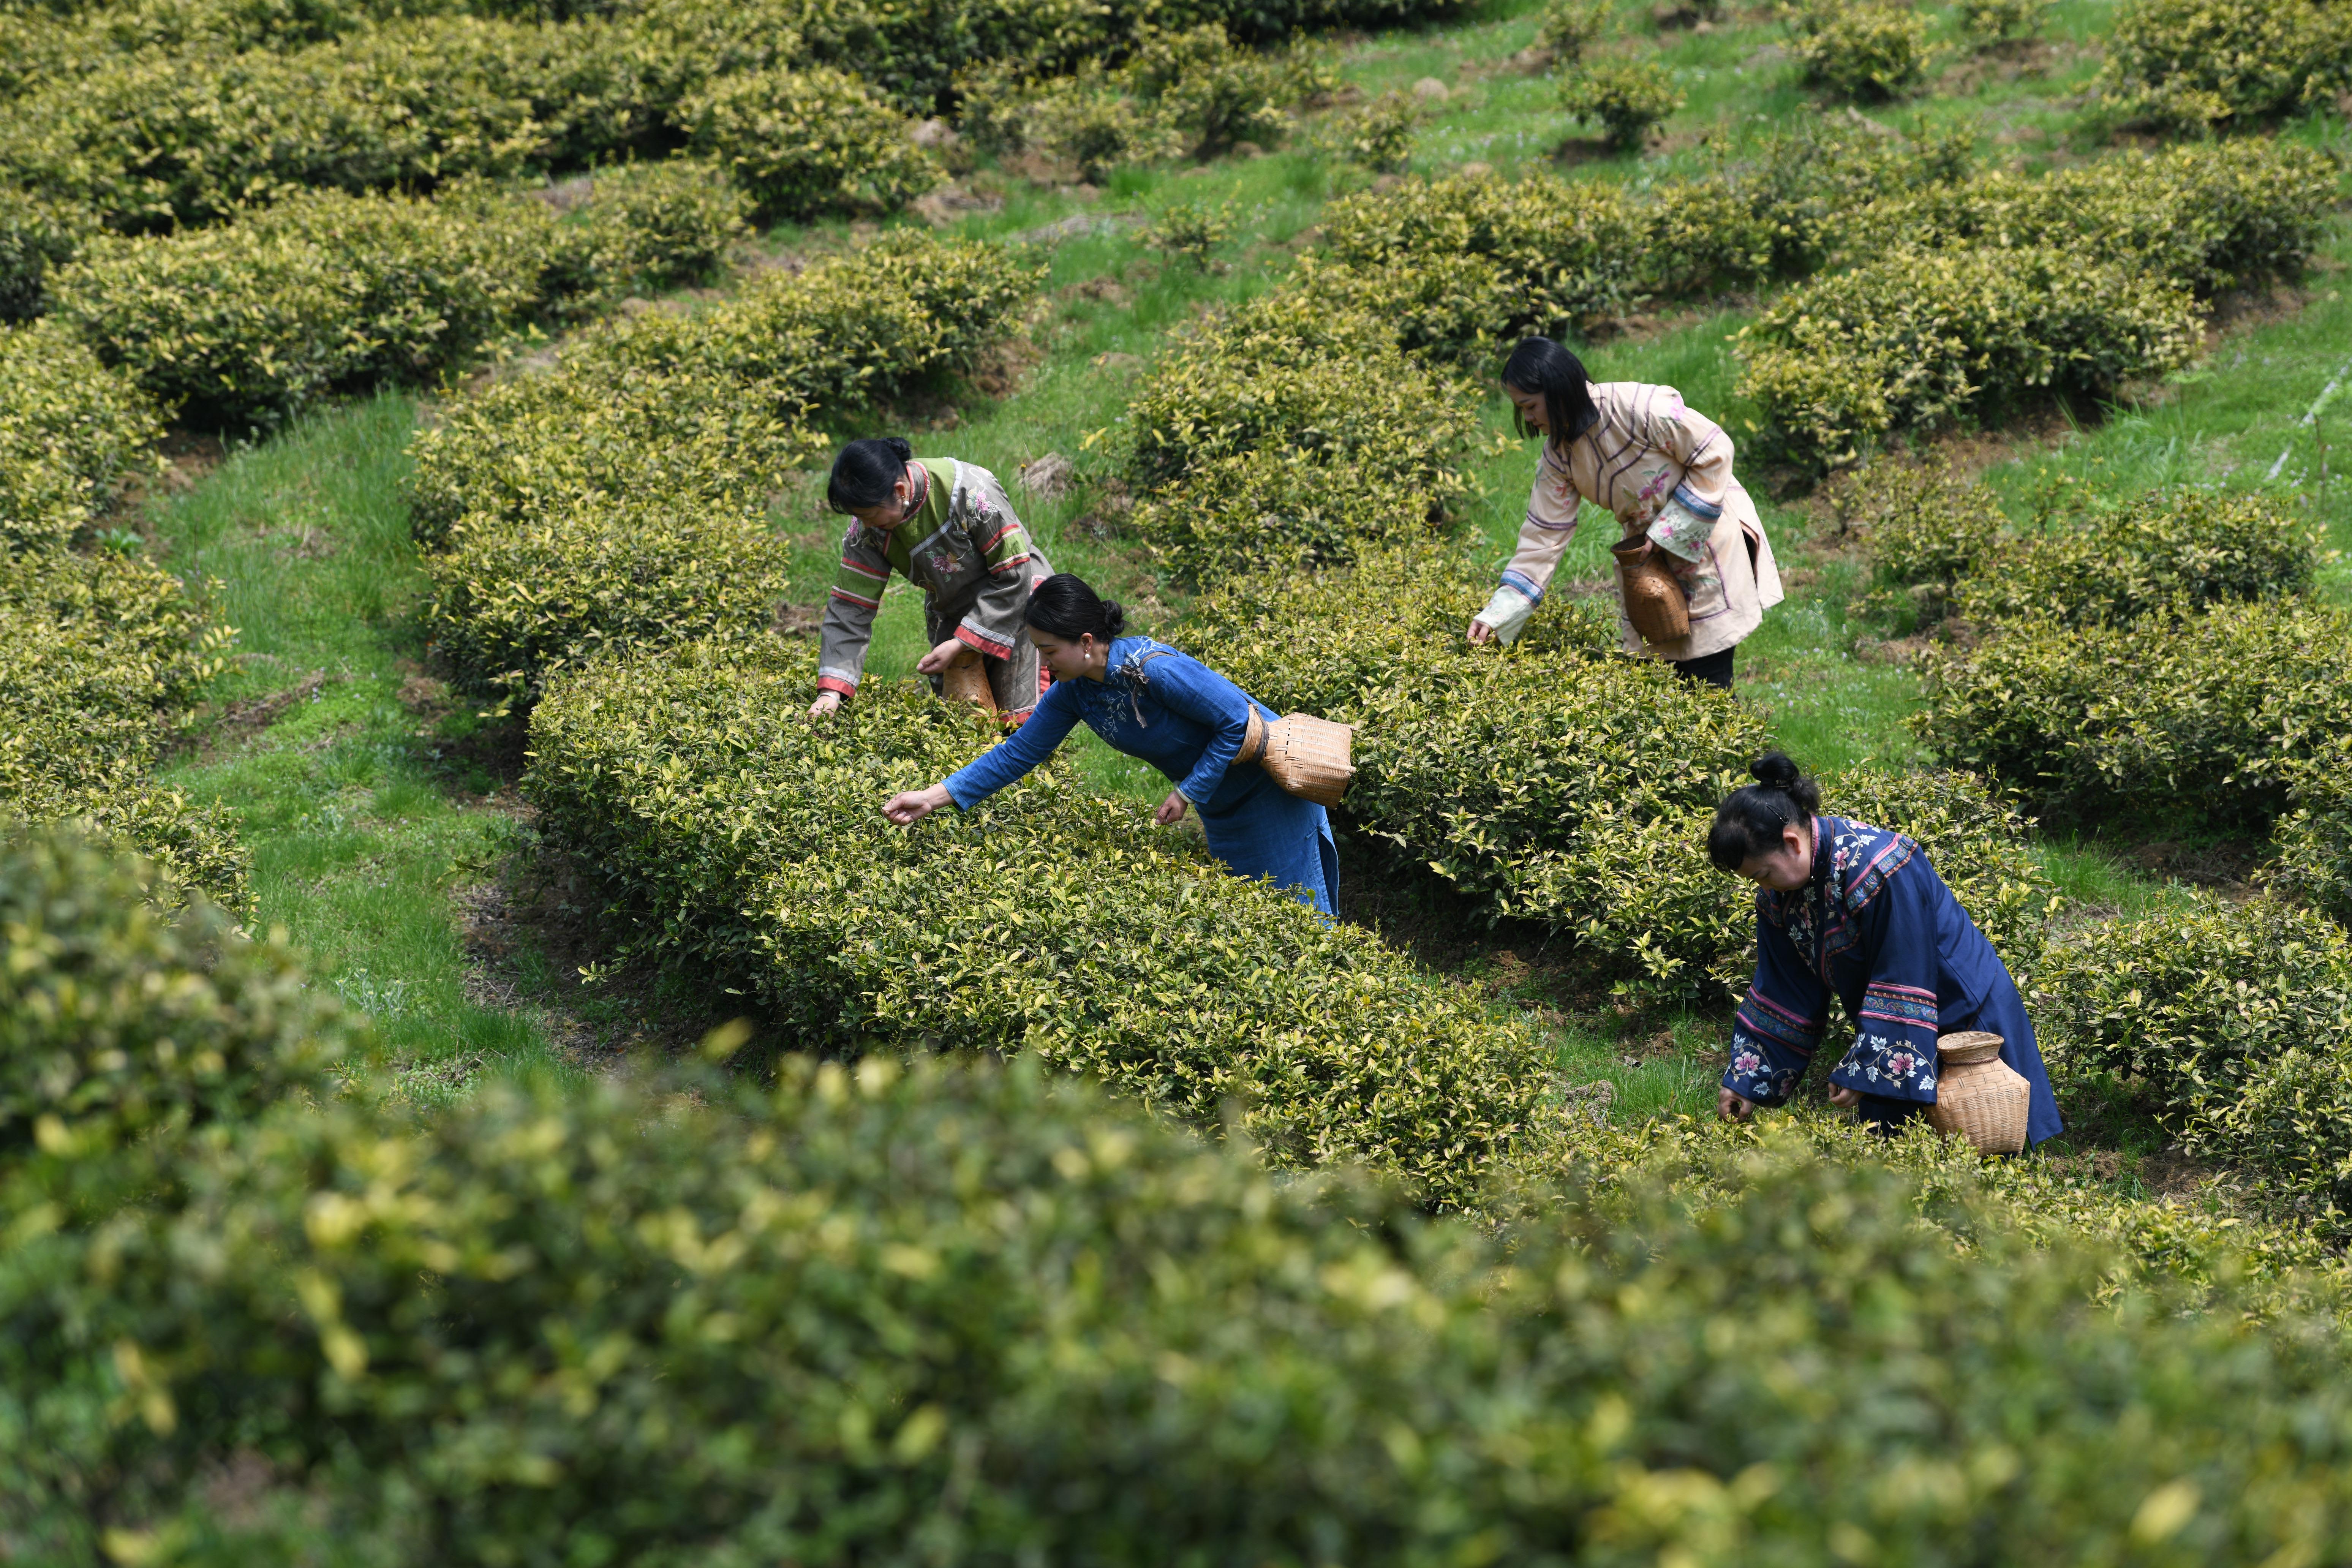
[1710, 753, 2063, 1145]
[882, 575, 1339, 914]
[811, 437, 1053, 719]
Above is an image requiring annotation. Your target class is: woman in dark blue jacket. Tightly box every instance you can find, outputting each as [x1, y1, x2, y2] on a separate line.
[882, 574, 1338, 913]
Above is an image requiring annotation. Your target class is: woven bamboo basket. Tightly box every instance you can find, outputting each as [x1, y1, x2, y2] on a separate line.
[1927, 1031, 2029, 1154]
[1239, 709, 1355, 808]
[1611, 537, 1691, 646]
[938, 646, 997, 715]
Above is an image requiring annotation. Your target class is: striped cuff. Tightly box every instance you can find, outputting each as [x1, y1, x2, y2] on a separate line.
[955, 622, 1013, 659]
[817, 675, 857, 697]
[1500, 568, 1546, 605]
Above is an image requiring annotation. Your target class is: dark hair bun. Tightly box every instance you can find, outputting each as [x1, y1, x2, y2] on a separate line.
[1748, 751, 1821, 812]
[880, 436, 913, 463]
[1100, 598, 1127, 637]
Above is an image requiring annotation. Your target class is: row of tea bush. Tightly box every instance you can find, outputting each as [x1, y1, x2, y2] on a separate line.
[16, 817, 2352, 1563]
[1299, 135, 2335, 469]
[0, 321, 248, 905]
[407, 229, 1039, 709]
[47, 164, 748, 428]
[2097, 0, 2352, 131]
[0, 0, 1414, 239]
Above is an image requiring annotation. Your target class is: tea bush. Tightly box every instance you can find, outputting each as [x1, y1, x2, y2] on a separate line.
[1915, 600, 2352, 827]
[2041, 891, 2352, 1106]
[1556, 58, 1683, 149]
[1781, 0, 1936, 100]
[1121, 294, 1476, 580]
[1958, 0, 2048, 42]
[0, 820, 353, 1181]
[1948, 489, 2318, 629]
[676, 64, 938, 220]
[527, 639, 1561, 1206]
[1533, 0, 1611, 61]
[2097, 0, 2352, 130]
[1838, 141, 2339, 300]
[1309, 88, 1422, 170]
[1829, 450, 2008, 620]
[53, 170, 753, 429]
[0, 184, 91, 321]
[0, 317, 166, 554]
[425, 496, 794, 710]
[406, 230, 1032, 550]
[1735, 244, 2200, 469]
[22, 1050, 2352, 1563]
[528, 155, 754, 310]
[2269, 735, 2352, 928]
[0, 17, 670, 230]
[1187, 550, 2054, 995]
[0, 547, 248, 904]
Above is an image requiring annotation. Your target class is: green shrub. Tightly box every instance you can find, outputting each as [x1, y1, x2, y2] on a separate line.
[1124, 24, 1332, 154]
[1185, 551, 2054, 995]
[0, 317, 165, 554]
[0, 183, 91, 320]
[1735, 244, 2200, 469]
[527, 639, 1561, 1206]
[675, 64, 939, 220]
[406, 231, 1035, 548]
[25, 1054, 2352, 1563]
[1309, 88, 1422, 171]
[1958, 0, 2048, 41]
[424, 496, 793, 710]
[0, 546, 248, 906]
[1533, 0, 1611, 61]
[2036, 892, 2352, 1120]
[2097, 0, 2352, 130]
[1838, 141, 2339, 300]
[1914, 599, 2352, 827]
[1829, 450, 2007, 621]
[1781, 0, 1936, 100]
[533, 155, 752, 309]
[2268, 734, 2352, 928]
[0, 819, 352, 1176]
[1949, 488, 2318, 629]
[51, 187, 550, 427]
[1557, 58, 1683, 150]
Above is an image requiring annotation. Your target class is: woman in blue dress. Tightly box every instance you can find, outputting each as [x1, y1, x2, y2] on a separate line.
[881, 574, 1339, 914]
[1708, 752, 2063, 1145]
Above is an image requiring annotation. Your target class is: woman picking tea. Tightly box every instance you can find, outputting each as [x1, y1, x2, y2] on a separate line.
[810, 437, 1054, 720]
[882, 574, 1340, 914]
[1467, 337, 1783, 689]
[1710, 753, 2062, 1145]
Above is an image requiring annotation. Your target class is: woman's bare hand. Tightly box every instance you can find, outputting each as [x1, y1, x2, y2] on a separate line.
[1467, 618, 1495, 645]
[1827, 1084, 1862, 1110]
[808, 691, 842, 718]
[914, 638, 967, 676]
[1154, 790, 1190, 827]
[883, 783, 952, 827]
[1717, 1087, 1754, 1122]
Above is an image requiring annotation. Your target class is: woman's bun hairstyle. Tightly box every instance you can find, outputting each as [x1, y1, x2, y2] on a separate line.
[1707, 752, 1821, 874]
[826, 436, 915, 514]
[1024, 572, 1128, 645]
[1750, 750, 1821, 812]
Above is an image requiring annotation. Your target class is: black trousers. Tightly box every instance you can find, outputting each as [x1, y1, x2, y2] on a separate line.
[1671, 646, 1735, 689]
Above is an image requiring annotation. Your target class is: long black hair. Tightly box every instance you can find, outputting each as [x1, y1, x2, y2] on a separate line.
[1501, 337, 1599, 446]
[1707, 752, 1822, 873]
[827, 436, 913, 513]
[1024, 572, 1127, 645]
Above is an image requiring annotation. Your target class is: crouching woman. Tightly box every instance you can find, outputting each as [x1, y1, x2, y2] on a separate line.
[1710, 753, 2062, 1145]
[882, 574, 1339, 914]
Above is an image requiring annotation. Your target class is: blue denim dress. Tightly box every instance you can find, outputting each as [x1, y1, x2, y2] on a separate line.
[940, 638, 1337, 913]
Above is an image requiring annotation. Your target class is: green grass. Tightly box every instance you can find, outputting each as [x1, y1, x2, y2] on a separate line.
[144, 395, 569, 1094]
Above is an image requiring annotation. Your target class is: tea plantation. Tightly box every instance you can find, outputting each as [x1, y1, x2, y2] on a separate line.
[5, 0, 2352, 1556]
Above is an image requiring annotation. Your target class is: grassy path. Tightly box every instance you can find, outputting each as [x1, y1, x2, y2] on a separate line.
[144, 0, 2352, 1138]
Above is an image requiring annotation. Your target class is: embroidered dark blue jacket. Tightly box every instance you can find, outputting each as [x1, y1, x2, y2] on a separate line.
[1722, 816, 2062, 1144]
